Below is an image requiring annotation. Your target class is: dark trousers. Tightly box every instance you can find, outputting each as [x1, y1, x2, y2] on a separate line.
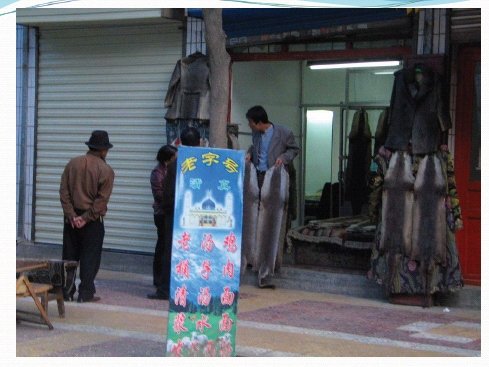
[157, 212, 174, 296]
[62, 219, 104, 299]
[152, 214, 165, 287]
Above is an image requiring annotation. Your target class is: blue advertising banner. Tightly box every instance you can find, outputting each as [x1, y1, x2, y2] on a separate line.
[166, 146, 245, 357]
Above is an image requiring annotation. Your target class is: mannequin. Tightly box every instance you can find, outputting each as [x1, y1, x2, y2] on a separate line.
[368, 64, 463, 306]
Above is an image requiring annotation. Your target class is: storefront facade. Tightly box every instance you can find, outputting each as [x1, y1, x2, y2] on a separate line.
[16, 8, 480, 283]
[213, 8, 481, 284]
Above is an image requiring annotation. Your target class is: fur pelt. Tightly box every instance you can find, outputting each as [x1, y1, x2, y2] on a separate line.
[384, 66, 451, 155]
[255, 166, 289, 281]
[412, 154, 447, 265]
[345, 110, 372, 214]
[374, 108, 389, 155]
[380, 151, 415, 255]
[241, 162, 260, 275]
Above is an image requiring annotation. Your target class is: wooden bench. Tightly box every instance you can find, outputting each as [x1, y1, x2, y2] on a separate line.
[16, 261, 54, 330]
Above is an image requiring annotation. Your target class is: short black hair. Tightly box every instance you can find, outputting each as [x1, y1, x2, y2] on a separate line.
[246, 105, 269, 124]
[180, 127, 201, 147]
[156, 144, 177, 164]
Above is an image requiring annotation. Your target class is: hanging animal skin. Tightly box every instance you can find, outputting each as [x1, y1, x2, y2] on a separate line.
[241, 162, 260, 275]
[256, 165, 289, 283]
[380, 151, 415, 255]
[412, 154, 447, 266]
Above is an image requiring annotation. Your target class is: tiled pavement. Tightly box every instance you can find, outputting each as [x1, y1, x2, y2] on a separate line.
[16, 269, 481, 358]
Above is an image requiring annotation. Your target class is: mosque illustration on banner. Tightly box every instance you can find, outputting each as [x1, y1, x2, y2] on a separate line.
[180, 190, 235, 229]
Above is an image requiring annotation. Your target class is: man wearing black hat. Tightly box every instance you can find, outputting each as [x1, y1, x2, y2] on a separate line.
[59, 130, 115, 303]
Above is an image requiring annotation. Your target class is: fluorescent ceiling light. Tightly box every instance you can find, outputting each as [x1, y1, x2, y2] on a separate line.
[374, 70, 397, 75]
[309, 60, 400, 70]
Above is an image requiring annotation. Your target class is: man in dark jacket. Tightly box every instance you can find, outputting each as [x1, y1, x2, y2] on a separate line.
[59, 130, 115, 303]
[147, 145, 177, 299]
[148, 127, 201, 300]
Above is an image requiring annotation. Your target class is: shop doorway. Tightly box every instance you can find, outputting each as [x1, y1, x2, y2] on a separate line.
[303, 109, 336, 221]
[454, 46, 481, 285]
[339, 105, 389, 216]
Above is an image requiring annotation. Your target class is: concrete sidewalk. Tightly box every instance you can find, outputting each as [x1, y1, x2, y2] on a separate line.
[16, 268, 481, 357]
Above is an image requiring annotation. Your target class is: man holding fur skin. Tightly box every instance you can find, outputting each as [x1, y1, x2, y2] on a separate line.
[243, 105, 299, 288]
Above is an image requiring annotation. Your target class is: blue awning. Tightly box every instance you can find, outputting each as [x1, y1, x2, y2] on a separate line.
[187, 8, 407, 39]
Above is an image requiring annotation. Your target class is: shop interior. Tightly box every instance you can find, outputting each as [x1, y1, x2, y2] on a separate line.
[231, 59, 402, 226]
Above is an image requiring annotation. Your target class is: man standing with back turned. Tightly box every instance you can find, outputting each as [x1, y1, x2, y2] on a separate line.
[147, 127, 201, 300]
[59, 130, 115, 303]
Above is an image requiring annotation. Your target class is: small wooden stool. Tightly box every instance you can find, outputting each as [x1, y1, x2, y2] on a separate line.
[16, 274, 54, 329]
[20, 258, 78, 319]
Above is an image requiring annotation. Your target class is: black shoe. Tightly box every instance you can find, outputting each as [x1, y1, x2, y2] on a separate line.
[147, 291, 168, 300]
[77, 295, 101, 303]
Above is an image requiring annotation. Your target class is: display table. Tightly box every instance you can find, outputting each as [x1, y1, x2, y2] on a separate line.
[286, 215, 375, 270]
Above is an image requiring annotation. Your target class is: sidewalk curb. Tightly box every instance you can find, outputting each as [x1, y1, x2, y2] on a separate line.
[17, 241, 480, 309]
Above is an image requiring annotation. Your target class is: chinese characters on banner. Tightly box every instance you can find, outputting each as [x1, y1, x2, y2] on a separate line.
[166, 146, 245, 357]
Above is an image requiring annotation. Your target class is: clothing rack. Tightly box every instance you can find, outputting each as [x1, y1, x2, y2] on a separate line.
[336, 104, 389, 216]
[339, 104, 388, 173]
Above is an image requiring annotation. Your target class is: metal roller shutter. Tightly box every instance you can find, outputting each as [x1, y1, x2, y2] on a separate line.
[34, 21, 183, 252]
[450, 8, 481, 43]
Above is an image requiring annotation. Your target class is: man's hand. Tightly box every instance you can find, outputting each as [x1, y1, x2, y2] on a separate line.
[73, 216, 87, 229]
[245, 153, 251, 162]
[274, 158, 284, 167]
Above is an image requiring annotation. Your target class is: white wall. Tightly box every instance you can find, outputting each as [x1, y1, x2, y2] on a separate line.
[231, 61, 302, 136]
[305, 110, 333, 197]
[348, 70, 395, 104]
[302, 68, 346, 104]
